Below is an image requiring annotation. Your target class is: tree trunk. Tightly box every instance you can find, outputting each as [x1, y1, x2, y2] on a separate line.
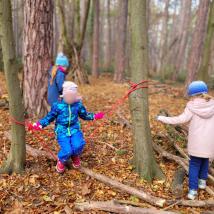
[129, 0, 164, 181]
[114, 0, 128, 83]
[159, 0, 170, 81]
[198, 0, 214, 82]
[104, 0, 111, 69]
[0, 0, 25, 174]
[185, 0, 210, 91]
[92, 0, 100, 78]
[173, 0, 192, 81]
[56, 0, 71, 55]
[23, 0, 53, 117]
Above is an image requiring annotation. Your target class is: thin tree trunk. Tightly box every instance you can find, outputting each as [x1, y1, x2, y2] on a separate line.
[0, 0, 25, 174]
[56, 0, 71, 54]
[104, 0, 111, 69]
[92, 0, 100, 78]
[173, 0, 192, 81]
[114, 0, 128, 83]
[185, 0, 210, 91]
[198, 0, 214, 82]
[23, 0, 53, 117]
[159, 0, 170, 81]
[79, 0, 91, 51]
[129, 0, 164, 181]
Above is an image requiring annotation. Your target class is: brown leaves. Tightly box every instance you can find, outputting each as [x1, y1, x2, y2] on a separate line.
[82, 182, 92, 196]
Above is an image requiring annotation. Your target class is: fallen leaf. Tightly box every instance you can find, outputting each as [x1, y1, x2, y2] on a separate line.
[42, 195, 52, 202]
[64, 205, 73, 214]
[82, 183, 91, 196]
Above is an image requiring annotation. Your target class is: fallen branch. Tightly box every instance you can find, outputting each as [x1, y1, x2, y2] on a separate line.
[116, 111, 132, 129]
[79, 166, 166, 207]
[113, 199, 150, 208]
[74, 200, 175, 214]
[176, 199, 214, 207]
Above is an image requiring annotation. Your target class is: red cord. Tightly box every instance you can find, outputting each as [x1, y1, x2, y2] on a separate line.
[9, 80, 149, 160]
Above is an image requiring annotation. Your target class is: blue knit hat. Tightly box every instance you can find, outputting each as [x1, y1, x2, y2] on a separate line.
[55, 52, 69, 67]
[188, 81, 208, 96]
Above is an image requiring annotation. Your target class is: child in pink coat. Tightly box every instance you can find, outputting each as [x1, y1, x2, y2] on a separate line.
[157, 81, 214, 200]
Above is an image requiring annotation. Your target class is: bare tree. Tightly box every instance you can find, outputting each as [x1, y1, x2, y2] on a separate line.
[173, 0, 192, 80]
[104, 0, 112, 69]
[129, 0, 164, 181]
[159, 0, 170, 81]
[0, 0, 25, 174]
[92, 0, 100, 78]
[185, 0, 210, 89]
[114, 0, 128, 83]
[198, 0, 214, 82]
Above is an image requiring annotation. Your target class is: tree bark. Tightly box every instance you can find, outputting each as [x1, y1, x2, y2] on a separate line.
[198, 0, 214, 82]
[114, 0, 128, 83]
[23, 0, 53, 117]
[0, 0, 25, 174]
[173, 0, 192, 80]
[129, 0, 164, 181]
[92, 0, 100, 78]
[185, 0, 210, 91]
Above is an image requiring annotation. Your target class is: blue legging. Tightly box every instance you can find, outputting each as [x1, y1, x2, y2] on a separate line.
[189, 156, 209, 190]
[57, 131, 86, 163]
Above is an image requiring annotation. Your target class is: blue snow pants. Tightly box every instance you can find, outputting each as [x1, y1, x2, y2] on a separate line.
[57, 131, 86, 163]
[189, 156, 209, 190]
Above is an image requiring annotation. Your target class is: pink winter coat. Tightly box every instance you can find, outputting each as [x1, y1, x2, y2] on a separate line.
[158, 98, 214, 158]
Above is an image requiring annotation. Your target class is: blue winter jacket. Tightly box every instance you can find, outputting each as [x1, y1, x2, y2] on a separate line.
[39, 100, 94, 138]
[47, 67, 67, 106]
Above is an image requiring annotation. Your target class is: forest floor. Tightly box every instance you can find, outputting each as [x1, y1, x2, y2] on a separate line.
[0, 74, 213, 214]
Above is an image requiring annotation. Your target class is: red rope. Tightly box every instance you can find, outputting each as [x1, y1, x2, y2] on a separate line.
[9, 80, 149, 160]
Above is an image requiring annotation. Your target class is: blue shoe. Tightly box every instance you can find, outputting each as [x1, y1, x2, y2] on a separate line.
[187, 189, 197, 200]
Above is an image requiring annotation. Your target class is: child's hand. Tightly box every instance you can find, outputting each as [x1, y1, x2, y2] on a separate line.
[28, 122, 42, 131]
[94, 112, 105, 120]
[156, 115, 164, 122]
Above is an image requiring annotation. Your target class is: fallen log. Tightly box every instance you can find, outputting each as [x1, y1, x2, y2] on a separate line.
[74, 200, 175, 214]
[79, 166, 166, 207]
[170, 168, 185, 198]
[176, 199, 214, 208]
[153, 143, 214, 197]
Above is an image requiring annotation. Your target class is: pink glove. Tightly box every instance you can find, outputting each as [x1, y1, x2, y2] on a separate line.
[28, 122, 42, 131]
[94, 112, 105, 120]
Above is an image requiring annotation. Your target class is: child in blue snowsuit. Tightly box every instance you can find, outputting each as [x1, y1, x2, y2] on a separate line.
[48, 53, 70, 106]
[32, 81, 104, 173]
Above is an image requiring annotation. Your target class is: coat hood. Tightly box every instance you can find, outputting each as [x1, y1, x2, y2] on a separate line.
[187, 98, 214, 119]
